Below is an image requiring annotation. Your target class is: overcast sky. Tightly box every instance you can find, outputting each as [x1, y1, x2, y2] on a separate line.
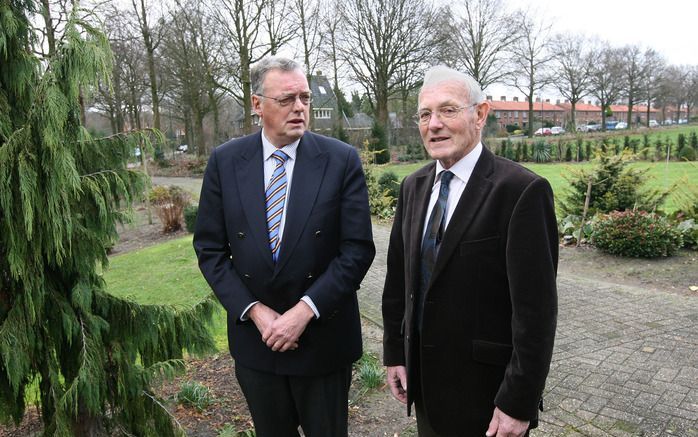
[487, 0, 697, 98]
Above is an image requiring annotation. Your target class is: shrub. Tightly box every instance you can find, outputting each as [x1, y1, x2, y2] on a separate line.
[532, 140, 551, 163]
[149, 185, 190, 233]
[559, 151, 669, 217]
[378, 171, 399, 201]
[368, 121, 390, 164]
[177, 381, 214, 412]
[184, 204, 198, 233]
[678, 146, 696, 161]
[360, 148, 395, 219]
[591, 210, 682, 257]
[676, 219, 698, 250]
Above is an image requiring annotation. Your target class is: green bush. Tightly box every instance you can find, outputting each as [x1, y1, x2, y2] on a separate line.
[592, 210, 682, 257]
[368, 121, 390, 164]
[378, 171, 399, 201]
[184, 204, 198, 233]
[360, 150, 395, 219]
[149, 185, 191, 233]
[532, 141, 551, 163]
[177, 381, 214, 412]
[354, 353, 384, 390]
[559, 152, 669, 217]
[678, 146, 696, 161]
[676, 219, 698, 250]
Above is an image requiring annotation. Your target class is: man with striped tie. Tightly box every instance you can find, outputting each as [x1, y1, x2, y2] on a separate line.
[193, 56, 375, 437]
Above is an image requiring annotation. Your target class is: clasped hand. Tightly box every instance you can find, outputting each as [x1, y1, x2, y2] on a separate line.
[249, 302, 314, 352]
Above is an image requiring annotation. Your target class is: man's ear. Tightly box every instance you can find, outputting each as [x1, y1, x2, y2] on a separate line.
[252, 95, 262, 117]
[476, 101, 491, 128]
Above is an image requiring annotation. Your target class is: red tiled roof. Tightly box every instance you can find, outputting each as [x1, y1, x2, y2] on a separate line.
[488, 100, 564, 111]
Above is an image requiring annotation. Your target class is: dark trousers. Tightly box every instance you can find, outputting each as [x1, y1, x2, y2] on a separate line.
[234, 362, 352, 437]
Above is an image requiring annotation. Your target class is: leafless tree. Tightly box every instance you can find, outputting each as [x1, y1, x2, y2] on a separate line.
[447, 0, 520, 90]
[262, 0, 294, 55]
[506, 11, 552, 137]
[549, 33, 594, 131]
[129, 0, 165, 130]
[639, 50, 665, 127]
[339, 0, 441, 140]
[588, 44, 624, 131]
[619, 45, 658, 128]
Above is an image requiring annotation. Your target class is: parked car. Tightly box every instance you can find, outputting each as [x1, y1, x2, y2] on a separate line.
[615, 122, 628, 130]
[678, 119, 688, 124]
[586, 123, 602, 132]
[663, 119, 674, 125]
[176, 144, 189, 153]
[550, 126, 566, 135]
[649, 120, 659, 128]
[534, 127, 552, 136]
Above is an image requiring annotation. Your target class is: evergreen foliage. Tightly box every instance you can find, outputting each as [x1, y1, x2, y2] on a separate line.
[368, 121, 390, 164]
[0, 3, 216, 435]
[559, 152, 670, 217]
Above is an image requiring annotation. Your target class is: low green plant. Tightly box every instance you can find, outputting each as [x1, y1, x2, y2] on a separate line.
[591, 210, 682, 257]
[184, 204, 198, 233]
[355, 353, 384, 390]
[378, 171, 399, 201]
[676, 219, 698, 250]
[532, 140, 551, 163]
[361, 147, 396, 219]
[177, 380, 214, 412]
[218, 423, 256, 437]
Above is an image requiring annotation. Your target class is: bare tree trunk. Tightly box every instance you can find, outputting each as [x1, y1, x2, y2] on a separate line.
[577, 176, 593, 247]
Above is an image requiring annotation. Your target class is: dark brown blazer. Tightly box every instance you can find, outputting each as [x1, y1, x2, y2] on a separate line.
[382, 146, 558, 435]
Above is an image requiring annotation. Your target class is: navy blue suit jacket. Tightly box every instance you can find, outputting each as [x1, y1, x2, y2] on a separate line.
[194, 131, 375, 375]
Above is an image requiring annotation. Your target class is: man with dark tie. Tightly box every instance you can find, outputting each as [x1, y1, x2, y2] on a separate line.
[194, 56, 375, 437]
[382, 65, 558, 437]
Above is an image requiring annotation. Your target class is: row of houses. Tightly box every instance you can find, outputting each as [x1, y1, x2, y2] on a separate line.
[487, 95, 681, 130]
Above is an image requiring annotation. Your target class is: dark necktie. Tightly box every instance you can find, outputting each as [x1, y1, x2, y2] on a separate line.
[417, 170, 454, 330]
[266, 150, 288, 262]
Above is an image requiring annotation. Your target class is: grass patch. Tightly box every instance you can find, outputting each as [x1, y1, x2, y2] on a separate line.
[176, 380, 214, 412]
[354, 352, 384, 390]
[379, 160, 697, 214]
[103, 235, 228, 350]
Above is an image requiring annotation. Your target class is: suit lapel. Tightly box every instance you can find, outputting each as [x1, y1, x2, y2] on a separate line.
[274, 133, 328, 273]
[429, 147, 495, 284]
[234, 132, 275, 269]
[409, 163, 436, 294]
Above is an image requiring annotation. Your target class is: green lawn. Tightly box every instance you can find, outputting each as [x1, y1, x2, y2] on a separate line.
[379, 160, 697, 213]
[103, 236, 229, 350]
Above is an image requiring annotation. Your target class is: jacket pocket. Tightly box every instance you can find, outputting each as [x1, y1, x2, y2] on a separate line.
[472, 339, 512, 366]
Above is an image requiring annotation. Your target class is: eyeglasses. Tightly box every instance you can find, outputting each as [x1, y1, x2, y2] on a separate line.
[256, 92, 313, 107]
[414, 104, 478, 125]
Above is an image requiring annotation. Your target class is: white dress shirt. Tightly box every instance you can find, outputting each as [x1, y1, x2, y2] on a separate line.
[241, 131, 319, 320]
[422, 142, 483, 241]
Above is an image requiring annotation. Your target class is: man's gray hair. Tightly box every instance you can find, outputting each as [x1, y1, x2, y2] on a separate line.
[250, 57, 304, 95]
[421, 65, 485, 104]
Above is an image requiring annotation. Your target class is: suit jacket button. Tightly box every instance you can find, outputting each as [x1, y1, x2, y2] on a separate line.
[243, 273, 251, 279]
[306, 273, 313, 279]
[237, 232, 245, 239]
[409, 293, 413, 300]
[315, 230, 322, 237]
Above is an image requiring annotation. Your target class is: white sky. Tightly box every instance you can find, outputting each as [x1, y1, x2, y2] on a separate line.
[488, 0, 698, 99]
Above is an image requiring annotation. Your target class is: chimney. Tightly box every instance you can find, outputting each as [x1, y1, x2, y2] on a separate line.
[486, 95, 493, 101]
[535, 97, 541, 103]
[545, 99, 550, 103]
[513, 97, 519, 102]
[500, 96, 506, 101]
[525, 97, 529, 102]
[556, 99, 560, 105]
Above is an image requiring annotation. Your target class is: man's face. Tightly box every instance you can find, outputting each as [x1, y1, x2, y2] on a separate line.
[417, 80, 489, 168]
[252, 69, 310, 147]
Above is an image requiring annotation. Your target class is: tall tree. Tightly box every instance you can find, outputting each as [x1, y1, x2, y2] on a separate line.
[640, 50, 665, 127]
[550, 33, 594, 131]
[620, 45, 655, 128]
[506, 11, 552, 137]
[447, 0, 520, 90]
[0, 2, 215, 435]
[339, 0, 440, 142]
[290, 0, 324, 128]
[130, 0, 164, 130]
[588, 45, 624, 131]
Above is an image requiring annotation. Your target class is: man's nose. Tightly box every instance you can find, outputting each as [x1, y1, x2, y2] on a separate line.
[427, 113, 444, 129]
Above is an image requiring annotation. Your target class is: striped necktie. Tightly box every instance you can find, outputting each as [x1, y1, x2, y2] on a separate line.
[266, 150, 289, 262]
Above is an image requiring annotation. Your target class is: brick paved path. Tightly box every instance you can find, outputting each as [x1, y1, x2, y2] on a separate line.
[359, 222, 698, 437]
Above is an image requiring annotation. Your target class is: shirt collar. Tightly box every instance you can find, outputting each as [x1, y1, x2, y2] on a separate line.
[261, 129, 300, 161]
[434, 142, 483, 184]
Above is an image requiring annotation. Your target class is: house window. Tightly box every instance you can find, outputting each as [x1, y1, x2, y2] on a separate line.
[495, 111, 501, 118]
[314, 108, 332, 119]
[318, 86, 327, 94]
[513, 111, 518, 118]
[523, 111, 527, 119]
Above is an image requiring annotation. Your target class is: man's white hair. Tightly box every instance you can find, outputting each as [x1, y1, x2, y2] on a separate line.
[421, 65, 485, 104]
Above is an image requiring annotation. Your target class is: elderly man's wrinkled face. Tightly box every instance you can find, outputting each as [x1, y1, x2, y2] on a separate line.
[417, 80, 489, 168]
[252, 69, 310, 147]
